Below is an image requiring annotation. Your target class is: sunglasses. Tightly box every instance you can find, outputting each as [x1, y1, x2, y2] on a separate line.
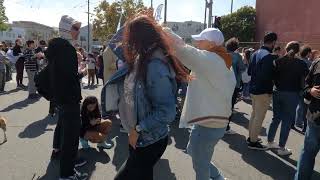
[72, 26, 80, 32]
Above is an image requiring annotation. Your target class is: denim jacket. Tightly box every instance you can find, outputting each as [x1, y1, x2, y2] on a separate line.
[101, 58, 177, 147]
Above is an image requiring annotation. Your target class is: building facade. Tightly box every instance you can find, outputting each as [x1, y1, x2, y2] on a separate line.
[256, 0, 320, 48]
[0, 26, 26, 44]
[167, 21, 204, 43]
[12, 21, 56, 43]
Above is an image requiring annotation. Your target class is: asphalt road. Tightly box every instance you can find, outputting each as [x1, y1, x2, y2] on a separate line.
[0, 75, 319, 180]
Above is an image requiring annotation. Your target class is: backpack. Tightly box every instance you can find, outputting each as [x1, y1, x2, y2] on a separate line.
[34, 65, 52, 101]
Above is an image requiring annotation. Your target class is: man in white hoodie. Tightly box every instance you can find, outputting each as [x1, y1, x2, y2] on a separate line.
[167, 28, 236, 180]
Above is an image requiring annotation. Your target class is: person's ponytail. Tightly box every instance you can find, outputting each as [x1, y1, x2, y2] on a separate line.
[285, 41, 300, 59]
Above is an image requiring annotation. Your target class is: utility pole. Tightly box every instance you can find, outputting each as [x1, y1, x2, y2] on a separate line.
[231, 0, 234, 13]
[164, 0, 167, 24]
[87, 0, 90, 52]
[208, 0, 213, 28]
[204, 0, 207, 29]
[151, 0, 153, 8]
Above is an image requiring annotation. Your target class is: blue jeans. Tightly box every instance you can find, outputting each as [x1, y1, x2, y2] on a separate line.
[295, 96, 308, 129]
[242, 83, 250, 97]
[268, 91, 300, 147]
[295, 121, 320, 180]
[187, 125, 226, 180]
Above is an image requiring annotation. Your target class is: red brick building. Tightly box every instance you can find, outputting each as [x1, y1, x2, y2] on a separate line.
[256, 0, 320, 48]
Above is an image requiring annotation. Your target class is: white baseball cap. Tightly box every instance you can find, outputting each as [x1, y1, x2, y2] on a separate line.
[191, 28, 225, 46]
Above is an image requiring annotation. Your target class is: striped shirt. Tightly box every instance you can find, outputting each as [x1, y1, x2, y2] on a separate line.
[24, 49, 38, 72]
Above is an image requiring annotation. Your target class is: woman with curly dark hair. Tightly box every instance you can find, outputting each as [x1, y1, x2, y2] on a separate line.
[101, 15, 190, 180]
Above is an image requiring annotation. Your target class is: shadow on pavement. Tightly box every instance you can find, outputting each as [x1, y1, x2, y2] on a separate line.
[222, 133, 320, 180]
[108, 119, 129, 171]
[231, 111, 268, 136]
[38, 160, 58, 180]
[0, 88, 23, 95]
[18, 115, 57, 139]
[38, 148, 111, 180]
[78, 148, 111, 179]
[0, 97, 40, 112]
[154, 159, 177, 180]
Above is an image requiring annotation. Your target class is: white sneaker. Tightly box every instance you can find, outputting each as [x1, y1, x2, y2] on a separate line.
[277, 147, 292, 156]
[225, 129, 236, 135]
[267, 142, 280, 149]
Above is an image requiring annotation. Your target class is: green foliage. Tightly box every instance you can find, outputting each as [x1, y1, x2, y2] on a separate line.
[93, 0, 146, 42]
[0, 0, 9, 31]
[220, 6, 256, 42]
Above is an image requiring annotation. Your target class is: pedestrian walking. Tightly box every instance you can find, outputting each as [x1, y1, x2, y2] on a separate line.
[295, 57, 320, 180]
[79, 96, 113, 149]
[96, 55, 104, 83]
[225, 37, 246, 135]
[0, 43, 8, 93]
[242, 49, 253, 100]
[13, 39, 26, 89]
[47, 15, 88, 180]
[86, 53, 96, 87]
[247, 32, 278, 150]
[267, 41, 309, 156]
[295, 46, 313, 132]
[167, 27, 236, 180]
[24, 40, 39, 99]
[101, 15, 189, 180]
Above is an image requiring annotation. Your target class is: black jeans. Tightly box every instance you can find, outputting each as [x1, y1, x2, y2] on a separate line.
[227, 87, 241, 131]
[53, 103, 80, 177]
[15, 59, 24, 85]
[114, 136, 168, 180]
[49, 101, 56, 115]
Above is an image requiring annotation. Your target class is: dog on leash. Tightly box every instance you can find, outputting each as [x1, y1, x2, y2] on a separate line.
[0, 116, 7, 145]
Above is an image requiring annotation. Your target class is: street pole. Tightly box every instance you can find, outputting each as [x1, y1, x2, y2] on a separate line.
[208, 0, 213, 28]
[231, 0, 233, 13]
[87, 0, 90, 52]
[151, 0, 153, 8]
[164, 0, 167, 24]
[204, 0, 207, 29]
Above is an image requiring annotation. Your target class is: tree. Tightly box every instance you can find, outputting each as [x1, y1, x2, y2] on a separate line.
[0, 0, 8, 31]
[93, 0, 147, 42]
[219, 6, 256, 42]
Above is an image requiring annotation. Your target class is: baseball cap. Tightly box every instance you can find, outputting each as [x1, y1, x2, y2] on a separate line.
[191, 28, 225, 46]
[59, 15, 81, 40]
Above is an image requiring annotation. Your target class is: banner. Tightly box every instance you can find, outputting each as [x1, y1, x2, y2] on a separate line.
[154, 4, 164, 22]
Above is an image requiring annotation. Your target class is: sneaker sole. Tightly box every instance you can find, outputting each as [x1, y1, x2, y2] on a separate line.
[277, 152, 292, 156]
[248, 146, 268, 151]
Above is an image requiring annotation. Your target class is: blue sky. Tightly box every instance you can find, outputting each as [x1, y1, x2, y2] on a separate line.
[5, 0, 256, 27]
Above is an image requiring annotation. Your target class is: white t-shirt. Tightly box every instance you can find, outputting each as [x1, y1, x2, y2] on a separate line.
[87, 58, 96, 70]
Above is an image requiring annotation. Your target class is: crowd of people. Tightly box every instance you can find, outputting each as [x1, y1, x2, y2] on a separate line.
[1, 11, 320, 180]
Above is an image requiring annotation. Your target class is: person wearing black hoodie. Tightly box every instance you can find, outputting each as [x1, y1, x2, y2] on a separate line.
[12, 38, 26, 88]
[247, 32, 278, 150]
[46, 15, 88, 180]
[267, 42, 308, 156]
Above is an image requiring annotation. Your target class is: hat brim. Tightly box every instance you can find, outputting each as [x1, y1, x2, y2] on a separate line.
[191, 34, 205, 41]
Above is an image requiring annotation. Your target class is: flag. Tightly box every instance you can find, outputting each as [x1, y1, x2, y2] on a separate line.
[154, 4, 164, 22]
[108, 27, 125, 61]
[117, 9, 124, 31]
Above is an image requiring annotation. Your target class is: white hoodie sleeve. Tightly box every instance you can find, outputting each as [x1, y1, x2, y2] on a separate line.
[166, 27, 236, 90]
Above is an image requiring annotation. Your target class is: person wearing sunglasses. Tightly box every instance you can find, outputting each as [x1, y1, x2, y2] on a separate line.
[45, 15, 88, 180]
